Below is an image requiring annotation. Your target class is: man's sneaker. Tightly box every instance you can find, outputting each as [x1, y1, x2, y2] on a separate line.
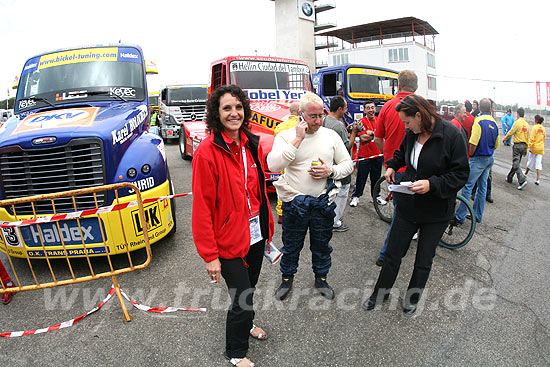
[506, 174, 513, 184]
[535, 180, 540, 185]
[275, 277, 294, 301]
[518, 181, 528, 190]
[333, 223, 349, 232]
[314, 277, 335, 300]
[349, 197, 359, 207]
[375, 257, 384, 267]
[376, 196, 387, 205]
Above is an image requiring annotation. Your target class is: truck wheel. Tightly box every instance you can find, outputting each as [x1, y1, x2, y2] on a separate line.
[179, 131, 191, 160]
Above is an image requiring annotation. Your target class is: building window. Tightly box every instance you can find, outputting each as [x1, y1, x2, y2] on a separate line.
[332, 54, 349, 66]
[427, 75, 437, 90]
[388, 48, 409, 63]
[427, 53, 436, 68]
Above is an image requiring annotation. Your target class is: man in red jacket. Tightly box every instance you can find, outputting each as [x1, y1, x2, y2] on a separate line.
[349, 100, 383, 207]
[463, 101, 475, 138]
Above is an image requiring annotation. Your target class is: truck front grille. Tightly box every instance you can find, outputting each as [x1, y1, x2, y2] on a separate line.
[178, 104, 206, 122]
[0, 138, 106, 215]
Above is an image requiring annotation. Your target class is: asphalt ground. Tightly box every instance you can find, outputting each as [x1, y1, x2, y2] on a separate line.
[1, 135, 550, 366]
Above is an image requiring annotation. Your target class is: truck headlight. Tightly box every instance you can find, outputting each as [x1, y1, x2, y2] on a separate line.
[127, 168, 137, 179]
[141, 164, 151, 174]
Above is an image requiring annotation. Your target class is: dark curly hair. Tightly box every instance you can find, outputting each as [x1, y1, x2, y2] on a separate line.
[206, 85, 251, 135]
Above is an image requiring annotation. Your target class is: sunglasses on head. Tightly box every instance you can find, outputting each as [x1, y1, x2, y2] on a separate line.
[399, 98, 419, 113]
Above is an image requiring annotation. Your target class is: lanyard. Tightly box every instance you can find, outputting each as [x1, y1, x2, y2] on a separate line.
[242, 146, 252, 214]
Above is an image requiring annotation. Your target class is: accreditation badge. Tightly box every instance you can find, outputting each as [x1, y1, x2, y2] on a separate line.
[249, 215, 263, 246]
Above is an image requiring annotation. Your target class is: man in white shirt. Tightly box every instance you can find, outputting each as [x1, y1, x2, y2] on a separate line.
[267, 92, 353, 301]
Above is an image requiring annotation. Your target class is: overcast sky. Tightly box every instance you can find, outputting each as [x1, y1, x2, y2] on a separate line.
[1, 0, 549, 108]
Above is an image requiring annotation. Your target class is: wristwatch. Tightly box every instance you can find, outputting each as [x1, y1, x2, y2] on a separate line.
[328, 167, 334, 179]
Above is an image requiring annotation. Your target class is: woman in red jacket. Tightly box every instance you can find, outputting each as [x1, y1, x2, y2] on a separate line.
[192, 85, 274, 367]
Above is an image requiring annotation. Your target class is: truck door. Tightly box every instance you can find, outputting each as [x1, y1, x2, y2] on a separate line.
[160, 88, 167, 124]
[322, 72, 343, 97]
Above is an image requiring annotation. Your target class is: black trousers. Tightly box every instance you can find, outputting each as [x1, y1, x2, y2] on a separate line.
[220, 240, 265, 358]
[372, 213, 448, 305]
[352, 156, 383, 199]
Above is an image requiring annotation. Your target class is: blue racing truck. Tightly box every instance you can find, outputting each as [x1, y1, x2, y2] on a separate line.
[0, 44, 176, 259]
[313, 64, 398, 126]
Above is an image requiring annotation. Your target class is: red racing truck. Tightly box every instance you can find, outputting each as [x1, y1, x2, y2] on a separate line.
[207, 55, 313, 188]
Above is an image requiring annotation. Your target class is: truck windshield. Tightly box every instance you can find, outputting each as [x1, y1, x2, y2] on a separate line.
[347, 68, 398, 100]
[166, 87, 207, 106]
[149, 95, 159, 106]
[16, 46, 145, 112]
[229, 60, 312, 91]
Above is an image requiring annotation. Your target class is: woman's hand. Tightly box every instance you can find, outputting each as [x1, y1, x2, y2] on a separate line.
[384, 168, 396, 184]
[206, 258, 221, 283]
[409, 179, 430, 194]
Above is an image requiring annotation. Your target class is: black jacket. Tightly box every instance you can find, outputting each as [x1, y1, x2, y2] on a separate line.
[387, 118, 470, 223]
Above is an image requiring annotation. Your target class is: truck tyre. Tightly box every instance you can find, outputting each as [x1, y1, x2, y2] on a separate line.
[179, 130, 191, 160]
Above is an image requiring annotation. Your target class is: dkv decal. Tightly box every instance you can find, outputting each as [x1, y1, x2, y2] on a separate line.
[12, 107, 100, 135]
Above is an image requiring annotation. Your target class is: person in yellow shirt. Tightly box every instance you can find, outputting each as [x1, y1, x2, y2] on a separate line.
[273, 102, 300, 223]
[525, 114, 546, 185]
[503, 107, 530, 189]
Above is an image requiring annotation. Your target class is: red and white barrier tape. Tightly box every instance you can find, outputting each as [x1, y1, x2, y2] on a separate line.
[352, 153, 383, 163]
[265, 154, 384, 182]
[0, 192, 192, 229]
[119, 288, 206, 313]
[0, 285, 116, 338]
[0, 284, 205, 338]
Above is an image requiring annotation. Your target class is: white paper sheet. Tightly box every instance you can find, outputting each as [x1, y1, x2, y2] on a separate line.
[389, 181, 415, 195]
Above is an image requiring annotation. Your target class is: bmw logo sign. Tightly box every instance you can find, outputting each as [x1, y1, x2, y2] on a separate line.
[302, 2, 313, 17]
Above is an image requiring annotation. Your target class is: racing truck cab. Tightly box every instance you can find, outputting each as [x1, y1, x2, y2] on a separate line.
[313, 64, 398, 126]
[158, 85, 207, 142]
[208, 56, 312, 189]
[0, 44, 176, 259]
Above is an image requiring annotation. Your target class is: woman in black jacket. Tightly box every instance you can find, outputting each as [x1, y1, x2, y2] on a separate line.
[364, 94, 469, 316]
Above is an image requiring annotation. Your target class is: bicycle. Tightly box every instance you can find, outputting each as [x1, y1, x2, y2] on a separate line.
[439, 194, 476, 249]
[372, 176, 476, 249]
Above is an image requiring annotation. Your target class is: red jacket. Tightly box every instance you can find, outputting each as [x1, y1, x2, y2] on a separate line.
[192, 129, 274, 263]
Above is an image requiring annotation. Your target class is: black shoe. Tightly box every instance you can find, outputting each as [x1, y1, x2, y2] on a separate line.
[362, 293, 390, 311]
[403, 303, 417, 317]
[275, 276, 293, 301]
[506, 175, 513, 184]
[375, 257, 384, 267]
[314, 277, 335, 300]
[449, 217, 462, 226]
[486, 197, 493, 203]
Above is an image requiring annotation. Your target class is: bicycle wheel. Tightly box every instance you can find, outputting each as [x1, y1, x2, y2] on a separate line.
[439, 194, 476, 249]
[373, 176, 393, 223]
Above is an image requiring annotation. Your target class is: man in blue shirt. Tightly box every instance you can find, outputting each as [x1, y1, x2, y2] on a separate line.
[501, 109, 515, 146]
[456, 98, 500, 223]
